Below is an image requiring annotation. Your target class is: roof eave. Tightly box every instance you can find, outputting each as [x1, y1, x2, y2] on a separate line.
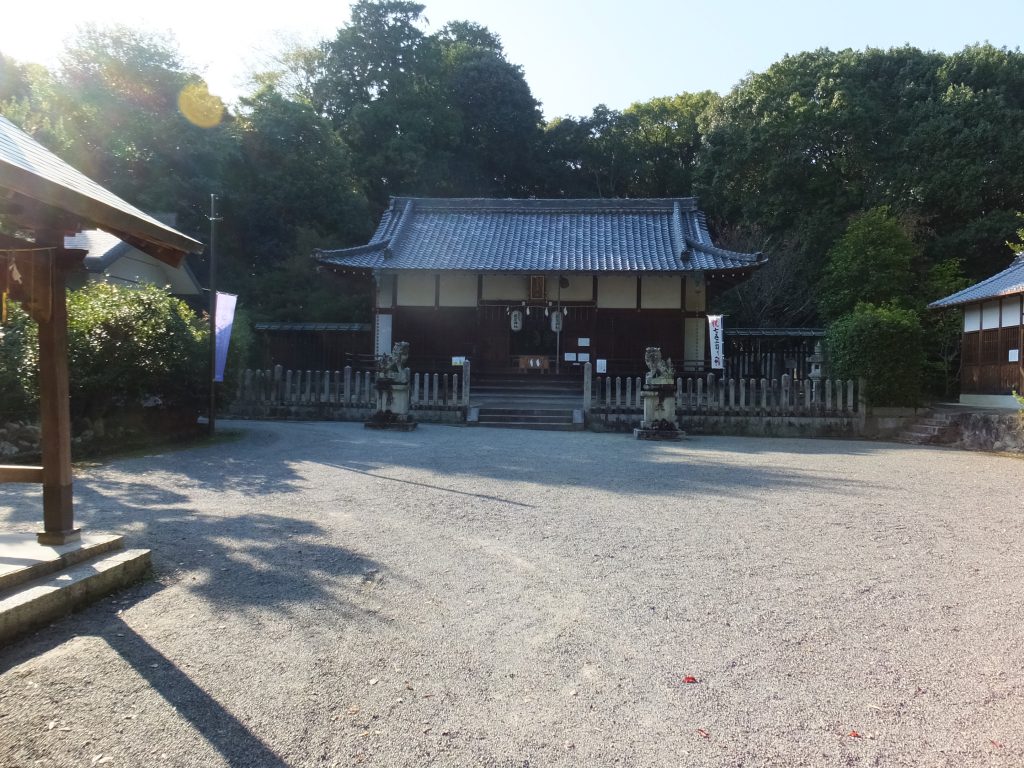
[0, 162, 202, 265]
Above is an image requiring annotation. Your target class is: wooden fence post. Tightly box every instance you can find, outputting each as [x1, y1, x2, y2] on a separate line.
[583, 362, 592, 412]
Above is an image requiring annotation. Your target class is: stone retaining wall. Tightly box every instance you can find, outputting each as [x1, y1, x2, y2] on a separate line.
[588, 410, 859, 438]
[227, 403, 465, 425]
[953, 411, 1024, 453]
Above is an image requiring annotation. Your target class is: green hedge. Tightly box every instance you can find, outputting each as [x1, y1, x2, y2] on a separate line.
[826, 303, 924, 408]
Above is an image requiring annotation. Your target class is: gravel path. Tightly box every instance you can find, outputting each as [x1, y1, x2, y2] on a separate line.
[0, 421, 1022, 767]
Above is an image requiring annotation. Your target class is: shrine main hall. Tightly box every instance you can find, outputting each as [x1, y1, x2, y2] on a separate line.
[315, 197, 765, 377]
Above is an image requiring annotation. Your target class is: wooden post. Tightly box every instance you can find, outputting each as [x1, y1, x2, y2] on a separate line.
[462, 360, 471, 406]
[36, 259, 78, 544]
[582, 362, 592, 412]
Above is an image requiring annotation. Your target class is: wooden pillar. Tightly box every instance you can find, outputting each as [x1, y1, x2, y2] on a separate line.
[36, 257, 78, 544]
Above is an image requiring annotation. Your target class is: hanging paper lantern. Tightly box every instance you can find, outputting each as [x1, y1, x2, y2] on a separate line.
[510, 309, 523, 332]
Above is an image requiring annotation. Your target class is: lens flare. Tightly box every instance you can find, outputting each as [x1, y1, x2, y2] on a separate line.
[178, 82, 224, 128]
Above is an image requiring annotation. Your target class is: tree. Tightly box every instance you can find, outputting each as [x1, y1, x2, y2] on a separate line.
[52, 26, 236, 229]
[818, 207, 917, 322]
[438, 28, 542, 195]
[219, 83, 372, 319]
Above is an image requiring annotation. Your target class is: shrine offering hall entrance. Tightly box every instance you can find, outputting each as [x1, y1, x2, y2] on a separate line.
[508, 309, 557, 358]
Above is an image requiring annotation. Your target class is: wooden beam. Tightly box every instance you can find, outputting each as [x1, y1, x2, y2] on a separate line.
[0, 465, 43, 483]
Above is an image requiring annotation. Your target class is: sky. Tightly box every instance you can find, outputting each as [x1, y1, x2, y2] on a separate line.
[2, 0, 1023, 118]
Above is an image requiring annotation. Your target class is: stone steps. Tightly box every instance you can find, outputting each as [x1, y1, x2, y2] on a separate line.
[474, 407, 584, 432]
[0, 533, 151, 646]
[894, 406, 964, 445]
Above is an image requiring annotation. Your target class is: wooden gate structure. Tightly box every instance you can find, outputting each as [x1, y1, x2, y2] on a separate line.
[0, 115, 202, 544]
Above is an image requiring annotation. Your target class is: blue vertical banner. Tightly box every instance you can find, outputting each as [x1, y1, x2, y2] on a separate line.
[214, 292, 237, 383]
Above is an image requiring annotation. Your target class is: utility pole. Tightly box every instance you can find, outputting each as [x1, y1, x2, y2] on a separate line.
[208, 194, 221, 436]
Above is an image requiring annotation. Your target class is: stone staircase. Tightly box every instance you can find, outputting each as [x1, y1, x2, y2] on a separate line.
[0, 533, 151, 645]
[475, 406, 584, 431]
[470, 372, 585, 431]
[894, 404, 967, 445]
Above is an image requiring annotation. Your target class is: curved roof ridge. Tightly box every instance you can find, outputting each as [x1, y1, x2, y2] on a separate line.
[390, 196, 700, 212]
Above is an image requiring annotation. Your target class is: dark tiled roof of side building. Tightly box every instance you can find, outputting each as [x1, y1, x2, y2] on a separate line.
[314, 197, 766, 274]
[929, 254, 1024, 308]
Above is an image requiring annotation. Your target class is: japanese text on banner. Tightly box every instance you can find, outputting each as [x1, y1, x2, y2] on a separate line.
[708, 314, 724, 370]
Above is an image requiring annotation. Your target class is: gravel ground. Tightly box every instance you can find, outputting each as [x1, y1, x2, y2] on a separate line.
[0, 420, 1022, 768]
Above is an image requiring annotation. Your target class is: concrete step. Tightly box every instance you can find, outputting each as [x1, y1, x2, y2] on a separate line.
[478, 414, 574, 424]
[0, 533, 125, 593]
[476, 421, 585, 431]
[478, 407, 576, 425]
[0, 540, 151, 646]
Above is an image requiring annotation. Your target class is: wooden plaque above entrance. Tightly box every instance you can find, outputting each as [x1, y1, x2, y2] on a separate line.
[529, 275, 546, 301]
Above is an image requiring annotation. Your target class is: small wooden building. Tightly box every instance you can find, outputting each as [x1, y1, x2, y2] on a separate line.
[315, 197, 765, 376]
[64, 225, 203, 298]
[930, 255, 1024, 407]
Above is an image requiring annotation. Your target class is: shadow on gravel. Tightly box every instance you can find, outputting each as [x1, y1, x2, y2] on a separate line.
[1, 605, 287, 767]
[68, 476, 385, 615]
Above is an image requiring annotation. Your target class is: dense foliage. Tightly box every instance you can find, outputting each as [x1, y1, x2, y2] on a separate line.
[3, 1, 1024, 403]
[0, 283, 209, 420]
[826, 303, 925, 408]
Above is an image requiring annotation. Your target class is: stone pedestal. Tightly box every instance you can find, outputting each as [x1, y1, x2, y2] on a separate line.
[634, 380, 684, 441]
[365, 381, 417, 431]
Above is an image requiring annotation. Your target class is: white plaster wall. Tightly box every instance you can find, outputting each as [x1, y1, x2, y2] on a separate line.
[397, 273, 436, 307]
[1001, 296, 1022, 327]
[482, 275, 528, 301]
[597, 276, 636, 309]
[99, 256, 189, 292]
[439, 274, 478, 307]
[556, 276, 593, 301]
[964, 305, 981, 332]
[377, 275, 395, 308]
[685, 274, 706, 312]
[982, 300, 1001, 329]
[641, 276, 681, 309]
[684, 317, 706, 369]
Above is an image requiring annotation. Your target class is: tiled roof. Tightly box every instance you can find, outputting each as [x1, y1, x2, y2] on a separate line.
[0, 115, 201, 263]
[314, 197, 765, 274]
[929, 255, 1024, 308]
[64, 229, 131, 271]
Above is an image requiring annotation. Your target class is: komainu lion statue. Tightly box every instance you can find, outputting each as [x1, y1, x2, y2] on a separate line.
[644, 346, 675, 384]
[377, 341, 410, 382]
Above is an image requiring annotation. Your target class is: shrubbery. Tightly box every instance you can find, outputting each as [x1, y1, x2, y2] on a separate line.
[0, 282, 210, 422]
[826, 303, 925, 407]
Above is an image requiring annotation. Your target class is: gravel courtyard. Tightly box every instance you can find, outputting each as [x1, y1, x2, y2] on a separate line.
[0, 421, 1021, 767]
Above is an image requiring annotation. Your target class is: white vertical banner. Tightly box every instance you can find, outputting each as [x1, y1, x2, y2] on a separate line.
[214, 292, 237, 383]
[708, 314, 725, 370]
